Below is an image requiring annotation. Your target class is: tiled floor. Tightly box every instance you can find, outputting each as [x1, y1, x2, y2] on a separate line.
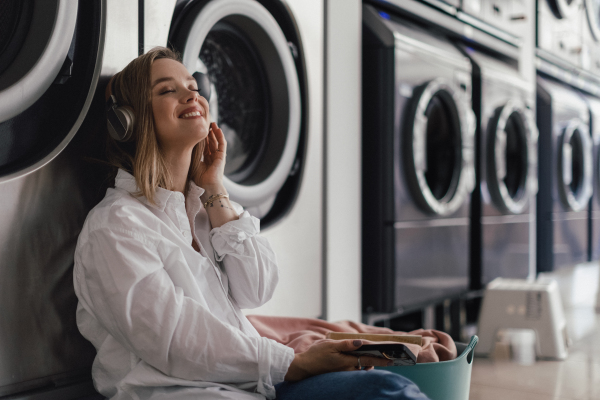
[469, 263, 600, 400]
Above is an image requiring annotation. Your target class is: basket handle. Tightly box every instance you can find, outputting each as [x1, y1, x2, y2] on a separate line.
[464, 335, 478, 365]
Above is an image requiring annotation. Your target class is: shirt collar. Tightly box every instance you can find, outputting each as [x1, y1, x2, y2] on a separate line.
[114, 169, 205, 211]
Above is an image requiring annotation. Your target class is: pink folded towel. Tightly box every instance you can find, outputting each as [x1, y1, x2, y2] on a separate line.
[247, 315, 457, 363]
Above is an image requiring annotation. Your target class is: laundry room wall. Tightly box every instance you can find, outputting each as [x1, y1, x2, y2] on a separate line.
[323, 0, 362, 322]
[104, 0, 139, 75]
[143, 0, 177, 50]
[250, 0, 325, 318]
[518, 0, 535, 85]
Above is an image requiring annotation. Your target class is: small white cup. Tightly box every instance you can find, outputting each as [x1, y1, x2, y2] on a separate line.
[504, 329, 537, 365]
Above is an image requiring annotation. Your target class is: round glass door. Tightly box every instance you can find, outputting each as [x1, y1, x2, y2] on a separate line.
[585, 0, 600, 41]
[486, 101, 538, 214]
[558, 120, 593, 211]
[198, 23, 270, 183]
[172, 0, 302, 219]
[548, 0, 582, 19]
[404, 78, 475, 216]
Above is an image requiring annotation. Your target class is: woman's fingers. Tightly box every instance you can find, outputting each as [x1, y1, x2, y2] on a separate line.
[332, 339, 390, 368]
[209, 127, 217, 153]
[286, 339, 396, 381]
[209, 122, 226, 155]
[333, 339, 364, 352]
[331, 339, 393, 369]
[204, 132, 212, 157]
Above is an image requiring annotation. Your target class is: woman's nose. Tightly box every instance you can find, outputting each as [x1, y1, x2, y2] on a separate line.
[185, 90, 199, 103]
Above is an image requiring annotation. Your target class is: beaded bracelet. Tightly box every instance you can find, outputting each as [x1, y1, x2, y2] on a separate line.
[203, 193, 229, 208]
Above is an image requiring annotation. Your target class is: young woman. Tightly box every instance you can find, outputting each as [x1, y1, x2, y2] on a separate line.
[73, 47, 430, 400]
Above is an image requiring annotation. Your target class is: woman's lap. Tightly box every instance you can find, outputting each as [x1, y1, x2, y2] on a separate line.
[274, 370, 431, 400]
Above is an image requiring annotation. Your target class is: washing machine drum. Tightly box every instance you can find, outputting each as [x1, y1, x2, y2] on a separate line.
[403, 78, 475, 216]
[548, 0, 582, 19]
[558, 120, 593, 211]
[486, 101, 538, 215]
[0, 0, 102, 180]
[171, 0, 302, 217]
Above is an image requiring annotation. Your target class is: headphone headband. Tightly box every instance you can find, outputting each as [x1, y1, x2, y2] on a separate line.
[105, 74, 117, 102]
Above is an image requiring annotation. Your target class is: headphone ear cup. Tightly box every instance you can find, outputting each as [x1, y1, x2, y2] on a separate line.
[107, 105, 135, 141]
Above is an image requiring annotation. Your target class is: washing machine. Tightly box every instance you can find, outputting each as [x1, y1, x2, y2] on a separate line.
[580, 93, 600, 261]
[463, 46, 538, 288]
[537, 0, 586, 68]
[537, 75, 593, 273]
[0, 0, 139, 398]
[581, 0, 600, 76]
[460, 0, 526, 33]
[362, 4, 476, 313]
[144, 0, 323, 318]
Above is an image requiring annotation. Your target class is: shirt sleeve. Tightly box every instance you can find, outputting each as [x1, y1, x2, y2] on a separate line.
[209, 211, 279, 309]
[75, 225, 293, 398]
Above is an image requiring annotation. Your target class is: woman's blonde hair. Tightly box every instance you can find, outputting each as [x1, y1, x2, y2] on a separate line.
[106, 46, 205, 203]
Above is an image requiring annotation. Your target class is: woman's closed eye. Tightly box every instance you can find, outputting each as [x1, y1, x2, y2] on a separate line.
[159, 88, 199, 95]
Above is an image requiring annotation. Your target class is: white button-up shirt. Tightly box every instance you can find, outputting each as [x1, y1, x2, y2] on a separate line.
[73, 170, 294, 400]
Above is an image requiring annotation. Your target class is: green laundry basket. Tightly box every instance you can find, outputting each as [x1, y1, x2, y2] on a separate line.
[377, 335, 478, 400]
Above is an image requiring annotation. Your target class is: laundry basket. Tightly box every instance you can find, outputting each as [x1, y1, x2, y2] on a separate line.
[377, 335, 478, 400]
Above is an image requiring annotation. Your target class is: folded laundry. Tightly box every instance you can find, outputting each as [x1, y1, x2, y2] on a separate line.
[247, 315, 457, 363]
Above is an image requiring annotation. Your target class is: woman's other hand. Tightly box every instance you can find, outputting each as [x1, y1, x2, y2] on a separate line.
[195, 122, 227, 191]
[196, 122, 239, 228]
[284, 340, 393, 382]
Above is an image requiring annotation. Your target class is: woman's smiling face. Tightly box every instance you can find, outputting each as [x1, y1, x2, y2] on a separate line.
[150, 58, 210, 152]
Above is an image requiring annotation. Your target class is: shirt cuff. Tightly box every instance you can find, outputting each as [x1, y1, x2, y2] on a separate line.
[209, 211, 260, 260]
[256, 339, 295, 399]
[271, 342, 295, 385]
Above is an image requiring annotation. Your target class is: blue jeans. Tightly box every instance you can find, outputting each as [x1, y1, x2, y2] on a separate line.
[274, 370, 431, 400]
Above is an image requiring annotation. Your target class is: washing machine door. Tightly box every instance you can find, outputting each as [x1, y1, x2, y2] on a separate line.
[0, 0, 102, 181]
[404, 78, 475, 216]
[585, 0, 600, 40]
[170, 0, 302, 220]
[558, 120, 593, 211]
[548, 0, 582, 19]
[486, 100, 538, 214]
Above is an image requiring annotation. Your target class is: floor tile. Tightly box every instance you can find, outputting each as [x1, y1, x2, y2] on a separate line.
[470, 357, 590, 398]
[469, 384, 577, 400]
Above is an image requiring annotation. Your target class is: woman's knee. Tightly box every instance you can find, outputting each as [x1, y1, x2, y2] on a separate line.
[362, 370, 430, 400]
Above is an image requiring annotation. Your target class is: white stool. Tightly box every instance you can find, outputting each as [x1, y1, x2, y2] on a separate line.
[476, 278, 569, 360]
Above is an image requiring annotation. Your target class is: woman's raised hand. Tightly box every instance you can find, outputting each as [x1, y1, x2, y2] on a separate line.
[195, 122, 239, 228]
[284, 340, 394, 382]
[195, 122, 227, 191]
